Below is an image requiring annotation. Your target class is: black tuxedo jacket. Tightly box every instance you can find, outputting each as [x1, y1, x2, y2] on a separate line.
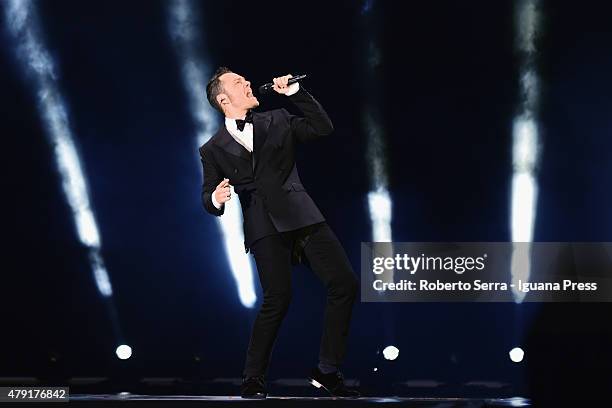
[199, 87, 334, 253]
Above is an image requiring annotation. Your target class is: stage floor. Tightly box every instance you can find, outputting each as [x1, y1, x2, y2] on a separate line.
[69, 394, 530, 407]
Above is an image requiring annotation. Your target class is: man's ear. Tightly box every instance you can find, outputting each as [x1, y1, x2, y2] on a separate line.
[217, 93, 229, 109]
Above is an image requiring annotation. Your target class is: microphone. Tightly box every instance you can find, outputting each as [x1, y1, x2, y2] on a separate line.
[258, 74, 307, 95]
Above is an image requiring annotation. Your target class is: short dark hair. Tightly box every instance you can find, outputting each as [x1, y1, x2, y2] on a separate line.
[206, 66, 233, 113]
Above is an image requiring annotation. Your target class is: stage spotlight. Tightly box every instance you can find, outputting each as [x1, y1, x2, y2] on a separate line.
[382, 345, 399, 360]
[168, 0, 256, 309]
[509, 347, 524, 363]
[115, 345, 132, 360]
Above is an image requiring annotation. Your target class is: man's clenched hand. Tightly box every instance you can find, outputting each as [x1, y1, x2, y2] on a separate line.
[214, 178, 232, 205]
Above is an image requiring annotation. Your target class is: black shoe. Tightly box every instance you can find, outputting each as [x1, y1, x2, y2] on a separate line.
[307, 367, 360, 398]
[240, 375, 267, 399]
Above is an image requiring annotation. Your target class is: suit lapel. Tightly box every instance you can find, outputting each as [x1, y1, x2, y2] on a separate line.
[212, 112, 271, 172]
[213, 126, 251, 162]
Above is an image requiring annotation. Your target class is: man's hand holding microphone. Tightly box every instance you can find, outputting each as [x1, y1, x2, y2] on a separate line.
[272, 74, 300, 95]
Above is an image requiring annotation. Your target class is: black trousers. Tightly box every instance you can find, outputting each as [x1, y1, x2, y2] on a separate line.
[243, 221, 359, 377]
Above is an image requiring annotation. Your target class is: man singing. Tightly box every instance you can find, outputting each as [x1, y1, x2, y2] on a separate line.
[200, 67, 360, 399]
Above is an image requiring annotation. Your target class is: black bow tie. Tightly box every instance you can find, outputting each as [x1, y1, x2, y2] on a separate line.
[235, 111, 253, 131]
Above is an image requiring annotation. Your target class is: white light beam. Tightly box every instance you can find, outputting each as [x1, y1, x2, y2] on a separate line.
[511, 0, 541, 303]
[168, 0, 256, 308]
[5, 0, 113, 297]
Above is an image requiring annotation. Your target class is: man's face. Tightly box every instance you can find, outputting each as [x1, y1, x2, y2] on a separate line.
[218, 72, 259, 114]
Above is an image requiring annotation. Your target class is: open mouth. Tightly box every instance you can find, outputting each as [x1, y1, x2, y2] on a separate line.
[247, 90, 253, 97]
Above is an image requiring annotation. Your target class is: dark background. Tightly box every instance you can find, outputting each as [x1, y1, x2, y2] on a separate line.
[1, 0, 611, 399]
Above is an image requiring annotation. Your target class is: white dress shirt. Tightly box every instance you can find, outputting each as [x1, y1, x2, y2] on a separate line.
[212, 83, 300, 209]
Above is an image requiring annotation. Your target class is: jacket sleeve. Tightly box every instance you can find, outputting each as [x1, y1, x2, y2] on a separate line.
[282, 86, 334, 143]
[199, 146, 225, 217]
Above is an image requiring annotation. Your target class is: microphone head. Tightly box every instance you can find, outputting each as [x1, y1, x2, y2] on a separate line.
[257, 84, 271, 95]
